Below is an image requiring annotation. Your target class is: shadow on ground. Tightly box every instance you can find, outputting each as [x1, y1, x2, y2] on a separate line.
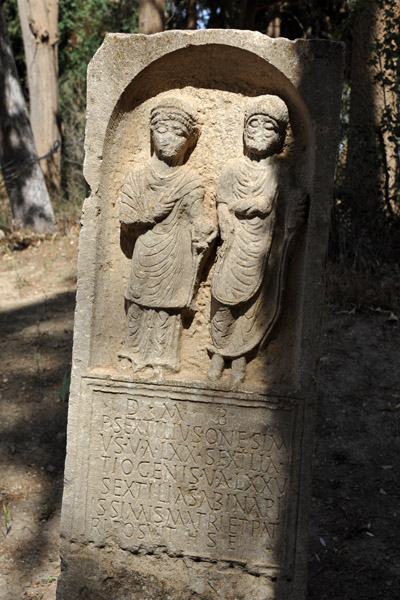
[1, 291, 399, 599]
[0, 290, 75, 599]
[308, 308, 400, 600]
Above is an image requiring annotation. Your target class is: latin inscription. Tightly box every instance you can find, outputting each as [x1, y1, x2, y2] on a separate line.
[87, 388, 295, 567]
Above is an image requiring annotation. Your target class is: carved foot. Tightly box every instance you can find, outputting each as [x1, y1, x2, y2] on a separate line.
[118, 351, 141, 372]
[119, 357, 132, 371]
[208, 354, 224, 381]
[150, 366, 164, 382]
[230, 356, 246, 387]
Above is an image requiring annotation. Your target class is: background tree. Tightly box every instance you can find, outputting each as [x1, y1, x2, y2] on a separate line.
[17, 0, 61, 191]
[342, 0, 400, 266]
[186, 0, 196, 28]
[139, 0, 164, 32]
[57, 0, 138, 202]
[0, 0, 55, 232]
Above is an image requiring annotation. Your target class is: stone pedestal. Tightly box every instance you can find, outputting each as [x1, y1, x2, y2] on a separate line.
[56, 30, 344, 600]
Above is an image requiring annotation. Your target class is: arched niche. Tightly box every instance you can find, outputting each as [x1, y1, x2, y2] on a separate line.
[90, 43, 315, 389]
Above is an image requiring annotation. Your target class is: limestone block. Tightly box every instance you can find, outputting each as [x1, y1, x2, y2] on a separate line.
[57, 30, 344, 600]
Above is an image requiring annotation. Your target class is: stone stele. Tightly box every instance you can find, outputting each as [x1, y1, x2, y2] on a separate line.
[56, 30, 344, 600]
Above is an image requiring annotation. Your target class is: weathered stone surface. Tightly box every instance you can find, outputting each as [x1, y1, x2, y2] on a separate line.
[57, 30, 344, 600]
[119, 95, 216, 372]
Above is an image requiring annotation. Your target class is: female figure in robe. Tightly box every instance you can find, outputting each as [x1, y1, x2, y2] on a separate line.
[208, 95, 306, 385]
[119, 98, 215, 372]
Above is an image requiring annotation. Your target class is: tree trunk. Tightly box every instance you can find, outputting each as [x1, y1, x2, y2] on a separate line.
[0, 2, 55, 233]
[345, 0, 400, 240]
[345, 2, 379, 227]
[138, 0, 165, 34]
[239, 0, 276, 30]
[186, 0, 197, 29]
[17, 0, 61, 191]
[373, 0, 400, 216]
[266, 14, 281, 37]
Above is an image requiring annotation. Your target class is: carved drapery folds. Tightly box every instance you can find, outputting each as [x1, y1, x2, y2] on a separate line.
[120, 94, 307, 381]
[119, 97, 216, 372]
[209, 95, 308, 385]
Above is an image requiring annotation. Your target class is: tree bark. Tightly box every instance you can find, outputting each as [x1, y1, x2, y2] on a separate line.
[0, 1, 55, 233]
[138, 0, 165, 34]
[345, 2, 379, 226]
[345, 0, 399, 230]
[266, 13, 281, 37]
[186, 0, 197, 29]
[17, 0, 61, 191]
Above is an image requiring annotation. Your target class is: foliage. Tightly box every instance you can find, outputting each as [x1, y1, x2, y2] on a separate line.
[181, 0, 351, 38]
[263, 0, 350, 40]
[3, 0, 400, 271]
[59, 368, 71, 402]
[2, 0, 27, 95]
[196, 0, 241, 29]
[58, 0, 138, 206]
[165, 0, 188, 28]
[59, 0, 138, 90]
[330, 0, 400, 268]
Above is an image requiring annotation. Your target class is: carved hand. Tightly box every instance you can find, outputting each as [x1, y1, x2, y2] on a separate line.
[151, 198, 178, 221]
[120, 207, 155, 227]
[192, 220, 217, 253]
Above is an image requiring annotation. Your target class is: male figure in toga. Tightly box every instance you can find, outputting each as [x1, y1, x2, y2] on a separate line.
[119, 97, 215, 372]
[208, 94, 307, 386]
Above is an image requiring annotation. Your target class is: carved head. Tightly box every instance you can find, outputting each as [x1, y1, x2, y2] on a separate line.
[150, 98, 199, 163]
[244, 95, 289, 157]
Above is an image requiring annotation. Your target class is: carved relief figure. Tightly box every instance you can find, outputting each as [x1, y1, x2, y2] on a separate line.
[119, 97, 215, 372]
[208, 95, 307, 386]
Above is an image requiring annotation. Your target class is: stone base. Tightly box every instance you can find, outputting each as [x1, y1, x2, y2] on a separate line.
[58, 377, 309, 599]
[57, 544, 303, 600]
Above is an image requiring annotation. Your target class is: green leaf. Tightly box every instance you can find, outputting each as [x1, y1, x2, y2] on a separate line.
[59, 369, 71, 402]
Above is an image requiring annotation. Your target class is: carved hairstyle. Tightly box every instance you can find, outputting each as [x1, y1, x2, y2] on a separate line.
[150, 97, 198, 136]
[244, 95, 289, 132]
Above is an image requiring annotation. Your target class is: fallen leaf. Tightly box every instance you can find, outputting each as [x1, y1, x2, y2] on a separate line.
[379, 488, 388, 495]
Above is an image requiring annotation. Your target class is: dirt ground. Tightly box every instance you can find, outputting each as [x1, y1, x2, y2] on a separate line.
[0, 226, 399, 600]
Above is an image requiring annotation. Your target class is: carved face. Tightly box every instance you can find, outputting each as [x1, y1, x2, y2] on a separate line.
[151, 118, 191, 161]
[244, 114, 283, 156]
